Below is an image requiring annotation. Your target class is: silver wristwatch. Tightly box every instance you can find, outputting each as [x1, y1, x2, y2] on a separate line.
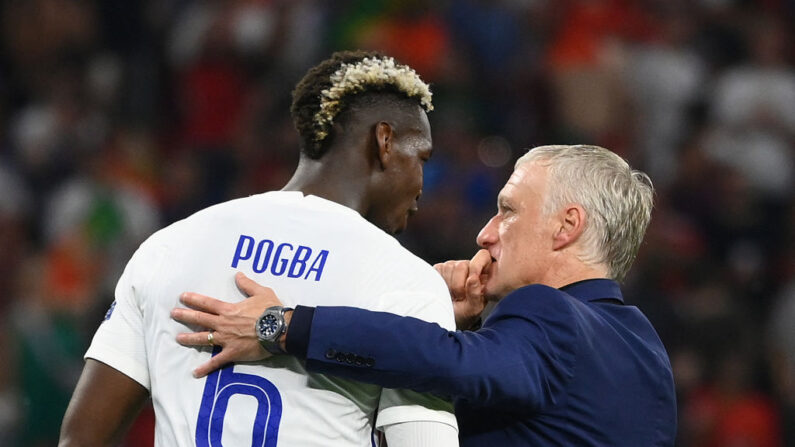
[255, 306, 293, 354]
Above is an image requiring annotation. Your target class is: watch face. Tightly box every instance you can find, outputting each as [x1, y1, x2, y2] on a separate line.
[258, 313, 280, 339]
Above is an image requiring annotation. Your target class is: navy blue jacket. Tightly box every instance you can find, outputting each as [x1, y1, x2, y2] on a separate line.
[287, 279, 677, 446]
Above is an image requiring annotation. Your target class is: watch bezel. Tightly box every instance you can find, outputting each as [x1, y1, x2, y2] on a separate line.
[255, 306, 293, 354]
[257, 312, 282, 340]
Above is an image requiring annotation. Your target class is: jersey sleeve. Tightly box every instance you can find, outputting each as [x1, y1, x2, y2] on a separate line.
[382, 420, 459, 446]
[84, 239, 166, 391]
[373, 289, 458, 432]
[376, 389, 458, 432]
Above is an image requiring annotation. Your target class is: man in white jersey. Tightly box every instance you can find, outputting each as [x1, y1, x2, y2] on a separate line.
[59, 50, 459, 446]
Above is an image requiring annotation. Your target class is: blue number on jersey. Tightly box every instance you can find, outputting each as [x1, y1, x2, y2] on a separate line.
[196, 348, 282, 446]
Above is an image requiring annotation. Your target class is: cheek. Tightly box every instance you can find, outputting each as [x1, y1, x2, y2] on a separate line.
[499, 218, 518, 245]
[500, 219, 535, 268]
[410, 162, 423, 189]
[401, 164, 423, 199]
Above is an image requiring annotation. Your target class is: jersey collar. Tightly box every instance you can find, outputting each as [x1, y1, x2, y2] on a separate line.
[559, 279, 624, 304]
[267, 191, 361, 218]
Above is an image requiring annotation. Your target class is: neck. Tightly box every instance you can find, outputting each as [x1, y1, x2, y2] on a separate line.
[540, 253, 610, 289]
[282, 153, 371, 215]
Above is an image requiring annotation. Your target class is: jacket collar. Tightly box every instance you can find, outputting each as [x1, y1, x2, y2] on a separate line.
[559, 278, 624, 304]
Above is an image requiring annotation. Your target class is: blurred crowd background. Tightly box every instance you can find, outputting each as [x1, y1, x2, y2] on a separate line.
[0, 0, 793, 445]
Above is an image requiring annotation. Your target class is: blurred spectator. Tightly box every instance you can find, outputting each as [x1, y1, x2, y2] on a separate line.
[768, 247, 795, 446]
[624, 4, 706, 184]
[345, 0, 450, 80]
[683, 348, 782, 447]
[545, 0, 654, 149]
[0, 163, 31, 307]
[42, 149, 160, 289]
[0, 163, 31, 445]
[9, 254, 86, 446]
[704, 15, 795, 200]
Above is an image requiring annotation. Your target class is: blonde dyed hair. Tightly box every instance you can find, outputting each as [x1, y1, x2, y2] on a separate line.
[291, 50, 433, 159]
[315, 56, 433, 143]
[516, 145, 654, 282]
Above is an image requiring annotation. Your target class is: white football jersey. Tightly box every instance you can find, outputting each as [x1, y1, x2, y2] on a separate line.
[85, 191, 457, 446]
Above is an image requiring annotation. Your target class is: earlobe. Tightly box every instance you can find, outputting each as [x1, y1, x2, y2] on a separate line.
[374, 122, 393, 169]
[552, 205, 585, 250]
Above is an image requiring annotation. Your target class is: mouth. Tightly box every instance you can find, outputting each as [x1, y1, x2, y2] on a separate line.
[484, 254, 497, 279]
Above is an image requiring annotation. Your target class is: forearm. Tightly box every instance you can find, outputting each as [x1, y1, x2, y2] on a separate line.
[286, 306, 549, 408]
[59, 360, 149, 447]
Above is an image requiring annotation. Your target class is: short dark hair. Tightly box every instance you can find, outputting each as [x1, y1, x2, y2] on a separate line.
[290, 50, 433, 159]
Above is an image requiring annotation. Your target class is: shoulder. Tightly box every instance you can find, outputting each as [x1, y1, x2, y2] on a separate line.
[150, 192, 314, 241]
[348, 237, 453, 327]
[370, 246, 454, 325]
[490, 284, 578, 320]
[483, 284, 591, 355]
[484, 284, 580, 342]
[367, 238, 447, 297]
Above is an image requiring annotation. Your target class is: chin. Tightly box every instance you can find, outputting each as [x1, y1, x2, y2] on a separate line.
[484, 288, 504, 301]
[388, 221, 406, 235]
[483, 281, 510, 301]
[481, 283, 499, 302]
[393, 215, 411, 235]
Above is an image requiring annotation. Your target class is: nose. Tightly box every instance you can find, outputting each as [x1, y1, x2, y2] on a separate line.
[476, 215, 499, 248]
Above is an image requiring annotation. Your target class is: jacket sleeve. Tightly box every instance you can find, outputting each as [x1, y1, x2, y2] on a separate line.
[288, 285, 577, 412]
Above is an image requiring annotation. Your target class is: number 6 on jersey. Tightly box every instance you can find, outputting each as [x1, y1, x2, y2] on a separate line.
[196, 349, 283, 446]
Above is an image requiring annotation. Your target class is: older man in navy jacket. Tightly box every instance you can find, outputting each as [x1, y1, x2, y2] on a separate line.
[174, 145, 677, 446]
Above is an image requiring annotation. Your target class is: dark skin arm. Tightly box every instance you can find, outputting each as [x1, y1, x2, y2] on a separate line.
[59, 359, 149, 447]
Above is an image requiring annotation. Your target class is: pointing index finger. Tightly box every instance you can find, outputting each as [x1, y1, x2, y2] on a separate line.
[468, 249, 492, 278]
[235, 272, 271, 298]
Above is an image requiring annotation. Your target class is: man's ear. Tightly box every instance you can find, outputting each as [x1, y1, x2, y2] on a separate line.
[552, 204, 586, 250]
[374, 121, 393, 170]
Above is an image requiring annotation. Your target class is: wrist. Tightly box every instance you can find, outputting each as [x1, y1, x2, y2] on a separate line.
[255, 306, 293, 354]
[284, 305, 315, 360]
[278, 309, 293, 353]
[455, 315, 482, 331]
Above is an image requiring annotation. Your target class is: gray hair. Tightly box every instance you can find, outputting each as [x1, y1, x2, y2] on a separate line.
[516, 145, 654, 282]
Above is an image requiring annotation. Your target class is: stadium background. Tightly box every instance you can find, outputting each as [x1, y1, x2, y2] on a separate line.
[0, 0, 793, 445]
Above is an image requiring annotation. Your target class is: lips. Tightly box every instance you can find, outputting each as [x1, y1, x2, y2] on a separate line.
[488, 249, 499, 265]
[485, 254, 497, 281]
